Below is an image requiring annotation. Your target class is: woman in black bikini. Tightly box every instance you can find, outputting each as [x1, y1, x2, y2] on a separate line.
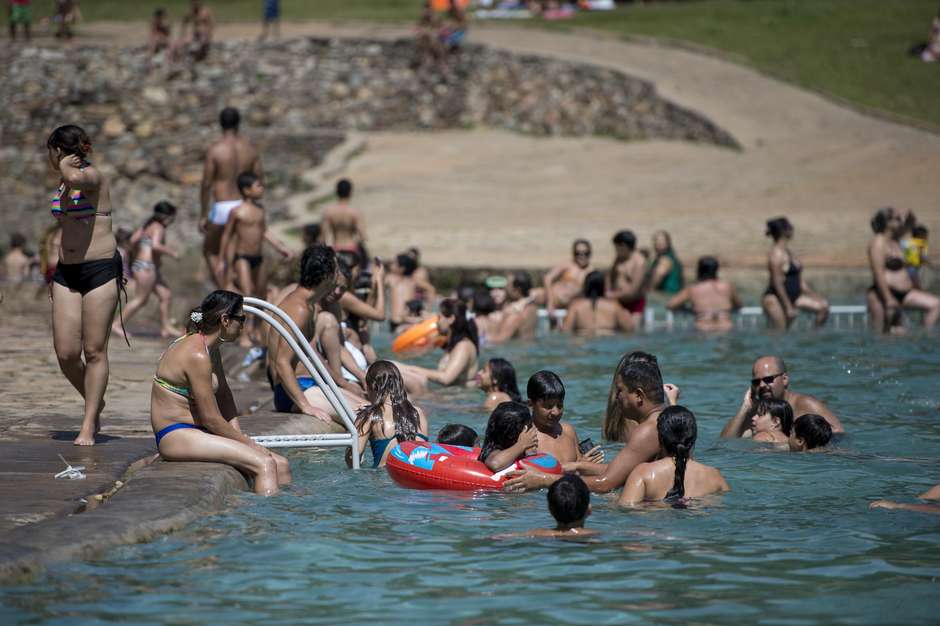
[867, 207, 940, 333]
[47, 125, 124, 446]
[762, 217, 829, 330]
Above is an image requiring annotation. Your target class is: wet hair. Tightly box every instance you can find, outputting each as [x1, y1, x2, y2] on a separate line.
[754, 398, 794, 436]
[870, 207, 894, 234]
[583, 270, 605, 303]
[657, 405, 697, 502]
[472, 290, 497, 315]
[527, 370, 565, 404]
[603, 352, 664, 442]
[354, 361, 421, 443]
[489, 358, 522, 402]
[237, 172, 259, 196]
[437, 423, 478, 447]
[512, 271, 533, 297]
[612, 230, 636, 250]
[478, 401, 532, 463]
[547, 474, 590, 525]
[187, 290, 243, 334]
[572, 238, 592, 254]
[9, 233, 26, 249]
[47, 125, 92, 159]
[697, 256, 720, 281]
[793, 414, 832, 449]
[298, 245, 337, 289]
[913, 224, 929, 239]
[396, 253, 417, 277]
[439, 298, 479, 353]
[619, 360, 666, 403]
[219, 107, 240, 131]
[302, 223, 321, 246]
[765, 217, 793, 241]
[336, 178, 353, 199]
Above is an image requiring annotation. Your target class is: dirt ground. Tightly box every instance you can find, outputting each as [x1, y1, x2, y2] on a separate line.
[17, 20, 940, 269]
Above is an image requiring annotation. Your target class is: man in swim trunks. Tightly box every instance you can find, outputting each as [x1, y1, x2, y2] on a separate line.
[606, 230, 647, 321]
[721, 355, 845, 437]
[200, 107, 262, 287]
[9, 0, 32, 41]
[544, 238, 594, 329]
[321, 178, 368, 268]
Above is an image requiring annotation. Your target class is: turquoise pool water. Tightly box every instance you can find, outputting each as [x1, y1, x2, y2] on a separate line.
[3, 330, 940, 625]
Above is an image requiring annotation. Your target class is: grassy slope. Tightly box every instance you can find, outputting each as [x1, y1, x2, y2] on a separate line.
[5, 0, 938, 128]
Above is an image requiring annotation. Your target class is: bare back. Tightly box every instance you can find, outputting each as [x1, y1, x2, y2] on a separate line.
[566, 297, 632, 335]
[690, 280, 735, 319]
[208, 136, 259, 203]
[624, 458, 729, 503]
[322, 202, 364, 249]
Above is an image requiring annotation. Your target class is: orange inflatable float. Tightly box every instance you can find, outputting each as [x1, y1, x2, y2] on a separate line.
[391, 316, 440, 354]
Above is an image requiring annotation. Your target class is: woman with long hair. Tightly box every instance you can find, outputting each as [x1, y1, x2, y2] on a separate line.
[46, 124, 124, 446]
[403, 298, 479, 386]
[647, 231, 684, 295]
[562, 270, 634, 335]
[115, 201, 181, 339]
[867, 207, 940, 332]
[151, 290, 290, 495]
[347, 361, 428, 468]
[477, 357, 522, 410]
[761, 217, 829, 329]
[478, 401, 538, 472]
[619, 406, 729, 505]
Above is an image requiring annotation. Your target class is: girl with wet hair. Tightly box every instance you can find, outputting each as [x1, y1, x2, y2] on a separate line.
[748, 398, 793, 444]
[478, 401, 538, 472]
[477, 358, 522, 409]
[45, 124, 123, 446]
[151, 290, 291, 496]
[402, 298, 479, 387]
[762, 217, 830, 330]
[348, 361, 428, 468]
[618, 405, 729, 506]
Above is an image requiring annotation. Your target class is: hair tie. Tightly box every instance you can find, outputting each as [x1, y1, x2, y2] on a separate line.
[190, 311, 203, 323]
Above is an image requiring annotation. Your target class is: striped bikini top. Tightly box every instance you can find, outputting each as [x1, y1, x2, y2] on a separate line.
[51, 162, 102, 220]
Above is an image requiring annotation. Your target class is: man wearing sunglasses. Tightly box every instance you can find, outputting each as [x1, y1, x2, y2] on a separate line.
[543, 239, 594, 328]
[721, 355, 844, 438]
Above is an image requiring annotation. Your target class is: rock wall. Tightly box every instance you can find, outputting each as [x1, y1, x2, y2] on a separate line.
[0, 37, 738, 249]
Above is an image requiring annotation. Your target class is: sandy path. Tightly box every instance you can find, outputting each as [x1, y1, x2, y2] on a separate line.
[73, 21, 940, 268]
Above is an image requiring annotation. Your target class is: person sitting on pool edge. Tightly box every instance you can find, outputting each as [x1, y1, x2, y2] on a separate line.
[721, 355, 844, 438]
[503, 357, 668, 493]
[619, 406, 730, 505]
[747, 398, 793, 445]
[561, 270, 635, 336]
[347, 361, 428, 468]
[527, 370, 604, 465]
[666, 256, 742, 333]
[478, 401, 539, 472]
[788, 414, 832, 452]
[477, 357, 522, 410]
[487, 272, 540, 344]
[437, 423, 478, 447]
[528, 474, 596, 538]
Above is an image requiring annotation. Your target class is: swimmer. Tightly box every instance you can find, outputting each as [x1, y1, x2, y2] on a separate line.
[200, 107, 262, 287]
[399, 299, 479, 386]
[544, 239, 594, 328]
[487, 272, 539, 343]
[151, 290, 290, 496]
[477, 358, 522, 410]
[527, 371, 604, 465]
[647, 231, 684, 295]
[386, 253, 436, 332]
[504, 358, 667, 493]
[603, 351, 681, 443]
[762, 218, 829, 329]
[871, 483, 940, 514]
[606, 230, 647, 321]
[747, 398, 793, 445]
[115, 201, 182, 340]
[322, 179, 368, 267]
[470, 289, 502, 345]
[478, 401, 538, 473]
[347, 361, 428, 468]
[722, 355, 844, 437]
[619, 406, 730, 505]
[667, 256, 742, 332]
[437, 423, 479, 447]
[526, 474, 597, 538]
[867, 207, 940, 333]
[788, 414, 832, 451]
[561, 270, 635, 336]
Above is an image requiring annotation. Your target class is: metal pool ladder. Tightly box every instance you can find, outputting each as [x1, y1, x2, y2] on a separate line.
[243, 296, 361, 469]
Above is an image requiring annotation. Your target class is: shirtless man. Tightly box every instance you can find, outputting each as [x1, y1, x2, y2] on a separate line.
[562, 270, 635, 336]
[721, 355, 845, 437]
[386, 253, 436, 331]
[321, 178, 367, 267]
[3, 233, 33, 283]
[200, 107, 262, 287]
[606, 230, 647, 322]
[487, 272, 539, 344]
[667, 256, 742, 332]
[177, 0, 214, 62]
[527, 371, 604, 464]
[504, 359, 667, 493]
[544, 239, 594, 327]
[314, 266, 368, 398]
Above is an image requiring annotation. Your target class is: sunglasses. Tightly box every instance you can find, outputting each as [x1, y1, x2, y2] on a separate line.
[574, 250, 591, 257]
[751, 372, 784, 386]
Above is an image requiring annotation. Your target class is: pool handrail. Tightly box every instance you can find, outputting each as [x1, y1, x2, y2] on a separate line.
[243, 297, 361, 469]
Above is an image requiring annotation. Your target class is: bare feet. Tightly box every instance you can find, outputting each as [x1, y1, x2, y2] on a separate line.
[73, 400, 104, 446]
[111, 322, 131, 341]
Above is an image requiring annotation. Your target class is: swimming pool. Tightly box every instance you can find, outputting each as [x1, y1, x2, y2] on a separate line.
[2, 329, 939, 625]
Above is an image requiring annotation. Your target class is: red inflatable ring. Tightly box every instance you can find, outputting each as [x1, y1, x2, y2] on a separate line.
[386, 440, 563, 491]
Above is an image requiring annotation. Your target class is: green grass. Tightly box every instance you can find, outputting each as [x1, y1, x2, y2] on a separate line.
[5, 0, 938, 128]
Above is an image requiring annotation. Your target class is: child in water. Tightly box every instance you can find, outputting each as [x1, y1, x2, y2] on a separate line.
[748, 398, 794, 445]
[528, 474, 596, 538]
[788, 414, 832, 451]
[527, 371, 604, 464]
[478, 401, 538, 472]
[437, 423, 478, 447]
